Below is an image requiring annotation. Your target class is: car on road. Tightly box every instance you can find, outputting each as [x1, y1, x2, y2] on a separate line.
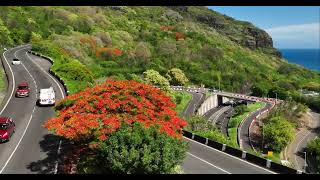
[12, 58, 21, 65]
[15, 83, 30, 97]
[0, 117, 15, 143]
[37, 87, 55, 106]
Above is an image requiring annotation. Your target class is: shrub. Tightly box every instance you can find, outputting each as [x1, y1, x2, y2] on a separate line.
[56, 59, 94, 83]
[143, 69, 171, 93]
[91, 122, 187, 174]
[166, 68, 189, 86]
[263, 116, 295, 152]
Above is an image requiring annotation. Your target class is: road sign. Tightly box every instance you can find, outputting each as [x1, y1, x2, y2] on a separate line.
[267, 151, 273, 157]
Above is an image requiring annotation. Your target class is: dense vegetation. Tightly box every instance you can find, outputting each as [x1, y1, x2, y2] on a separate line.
[44, 80, 188, 173]
[0, 6, 319, 111]
[306, 138, 320, 173]
[185, 115, 236, 147]
[228, 102, 265, 147]
[260, 100, 308, 153]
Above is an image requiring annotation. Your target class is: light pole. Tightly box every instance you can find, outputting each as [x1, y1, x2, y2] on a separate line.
[304, 151, 308, 172]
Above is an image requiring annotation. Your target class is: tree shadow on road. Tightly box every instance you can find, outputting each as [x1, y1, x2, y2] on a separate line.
[26, 134, 64, 174]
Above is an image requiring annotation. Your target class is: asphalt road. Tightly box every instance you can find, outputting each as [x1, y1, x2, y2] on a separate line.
[180, 91, 276, 174]
[0, 46, 277, 174]
[289, 111, 320, 172]
[239, 102, 273, 150]
[0, 45, 65, 174]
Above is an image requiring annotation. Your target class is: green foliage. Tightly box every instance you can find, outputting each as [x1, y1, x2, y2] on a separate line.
[166, 68, 189, 86]
[55, 59, 94, 83]
[0, 18, 13, 46]
[143, 69, 171, 93]
[169, 91, 192, 116]
[184, 115, 235, 146]
[234, 104, 249, 116]
[263, 116, 295, 152]
[90, 122, 188, 174]
[307, 138, 320, 173]
[0, 6, 318, 103]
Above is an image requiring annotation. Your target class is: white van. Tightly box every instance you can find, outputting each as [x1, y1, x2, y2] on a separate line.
[38, 87, 55, 106]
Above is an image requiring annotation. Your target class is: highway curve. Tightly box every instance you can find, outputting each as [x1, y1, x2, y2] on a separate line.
[0, 46, 276, 174]
[180, 91, 276, 174]
[239, 102, 273, 150]
[0, 45, 65, 174]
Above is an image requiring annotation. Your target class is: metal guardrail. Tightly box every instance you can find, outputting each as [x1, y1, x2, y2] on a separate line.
[27, 50, 69, 96]
[182, 129, 305, 174]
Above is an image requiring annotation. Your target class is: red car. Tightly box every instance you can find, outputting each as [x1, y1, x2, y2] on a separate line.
[0, 117, 15, 142]
[15, 83, 30, 97]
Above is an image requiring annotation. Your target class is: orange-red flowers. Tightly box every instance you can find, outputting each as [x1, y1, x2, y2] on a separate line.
[44, 80, 187, 142]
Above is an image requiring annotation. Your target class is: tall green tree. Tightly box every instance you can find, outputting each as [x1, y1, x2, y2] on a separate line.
[166, 68, 189, 86]
[263, 116, 294, 152]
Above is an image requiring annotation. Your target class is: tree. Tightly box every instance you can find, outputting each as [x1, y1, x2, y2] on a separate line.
[0, 19, 13, 46]
[91, 122, 187, 174]
[234, 104, 249, 116]
[56, 59, 94, 83]
[44, 80, 187, 173]
[30, 32, 42, 43]
[166, 68, 189, 86]
[44, 80, 186, 142]
[143, 69, 171, 93]
[263, 116, 294, 152]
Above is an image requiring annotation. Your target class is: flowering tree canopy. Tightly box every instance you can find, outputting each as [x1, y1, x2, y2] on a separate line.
[44, 80, 187, 142]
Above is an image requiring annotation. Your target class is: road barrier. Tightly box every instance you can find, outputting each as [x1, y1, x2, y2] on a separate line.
[182, 129, 306, 174]
[28, 50, 69, 96]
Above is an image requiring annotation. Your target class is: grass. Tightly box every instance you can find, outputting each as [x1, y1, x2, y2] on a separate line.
[171, 91, 193, 116]
[227, 102, 266, 148]
[0, 64, 5, 92]
[228, 127, 238, 147]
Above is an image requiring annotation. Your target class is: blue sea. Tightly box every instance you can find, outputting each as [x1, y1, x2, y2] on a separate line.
[279, 49, 320, 72]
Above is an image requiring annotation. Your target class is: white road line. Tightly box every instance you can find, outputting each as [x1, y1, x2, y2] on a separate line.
[0, 46, 24, 115]
[0, 106, 36, 174]
[15, 48, 38, 98]
[187, 152, 231, 174]
[24, 49, 66, 174]
[54, 140, 62, 174]
[0, 47, 39, 174]
[25, 52, 65, 98]
[294, 130, 311, 170]
[184, 137, 277, 174]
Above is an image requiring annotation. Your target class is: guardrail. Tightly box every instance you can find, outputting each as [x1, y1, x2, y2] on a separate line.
[182, 129, 305, 174]
[27, 50, 69, 96]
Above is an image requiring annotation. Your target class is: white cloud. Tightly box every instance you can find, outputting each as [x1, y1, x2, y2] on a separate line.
[265, 23, 319, 48]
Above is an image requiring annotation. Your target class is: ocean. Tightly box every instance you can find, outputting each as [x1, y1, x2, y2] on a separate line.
[279, 49, 320, 72]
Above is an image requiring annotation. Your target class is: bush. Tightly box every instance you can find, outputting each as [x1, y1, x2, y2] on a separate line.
[143, 69, 171, 93]
[55, 59, 94, 83]
[92, 122, 187, 174]
[166, 68, 189, 86]
[263, 116, 295, 152]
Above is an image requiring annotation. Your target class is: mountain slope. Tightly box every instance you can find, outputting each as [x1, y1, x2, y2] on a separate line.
[0, 6, 319, 109]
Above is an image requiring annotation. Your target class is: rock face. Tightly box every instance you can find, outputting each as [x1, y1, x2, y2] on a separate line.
[242, 27, 273, 49]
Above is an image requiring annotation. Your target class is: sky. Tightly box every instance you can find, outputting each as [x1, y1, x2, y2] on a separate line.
[208, 6, 320, 49]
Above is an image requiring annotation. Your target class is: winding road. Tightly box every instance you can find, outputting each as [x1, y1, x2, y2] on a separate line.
[0, 45, 65, 174]
[0, 45, 278, 174]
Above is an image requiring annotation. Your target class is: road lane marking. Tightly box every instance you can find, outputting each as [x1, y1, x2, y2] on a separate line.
[15, 48, 38, 99]
[25, 51, 65, 99]
[0, 106, 36, 174]
[184, 137, 277, 174]
[24, 49, 66, 174]
[187, 152, 231, 174]
[54, 140, 62, 174]
[294, 130, 311, 170]
[0, 45, 29, 115]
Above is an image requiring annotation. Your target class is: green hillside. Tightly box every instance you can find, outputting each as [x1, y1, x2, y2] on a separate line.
[0, 6, 319, 110]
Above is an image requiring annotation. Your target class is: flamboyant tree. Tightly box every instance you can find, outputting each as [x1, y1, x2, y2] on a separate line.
[44, 79, 187, 142]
